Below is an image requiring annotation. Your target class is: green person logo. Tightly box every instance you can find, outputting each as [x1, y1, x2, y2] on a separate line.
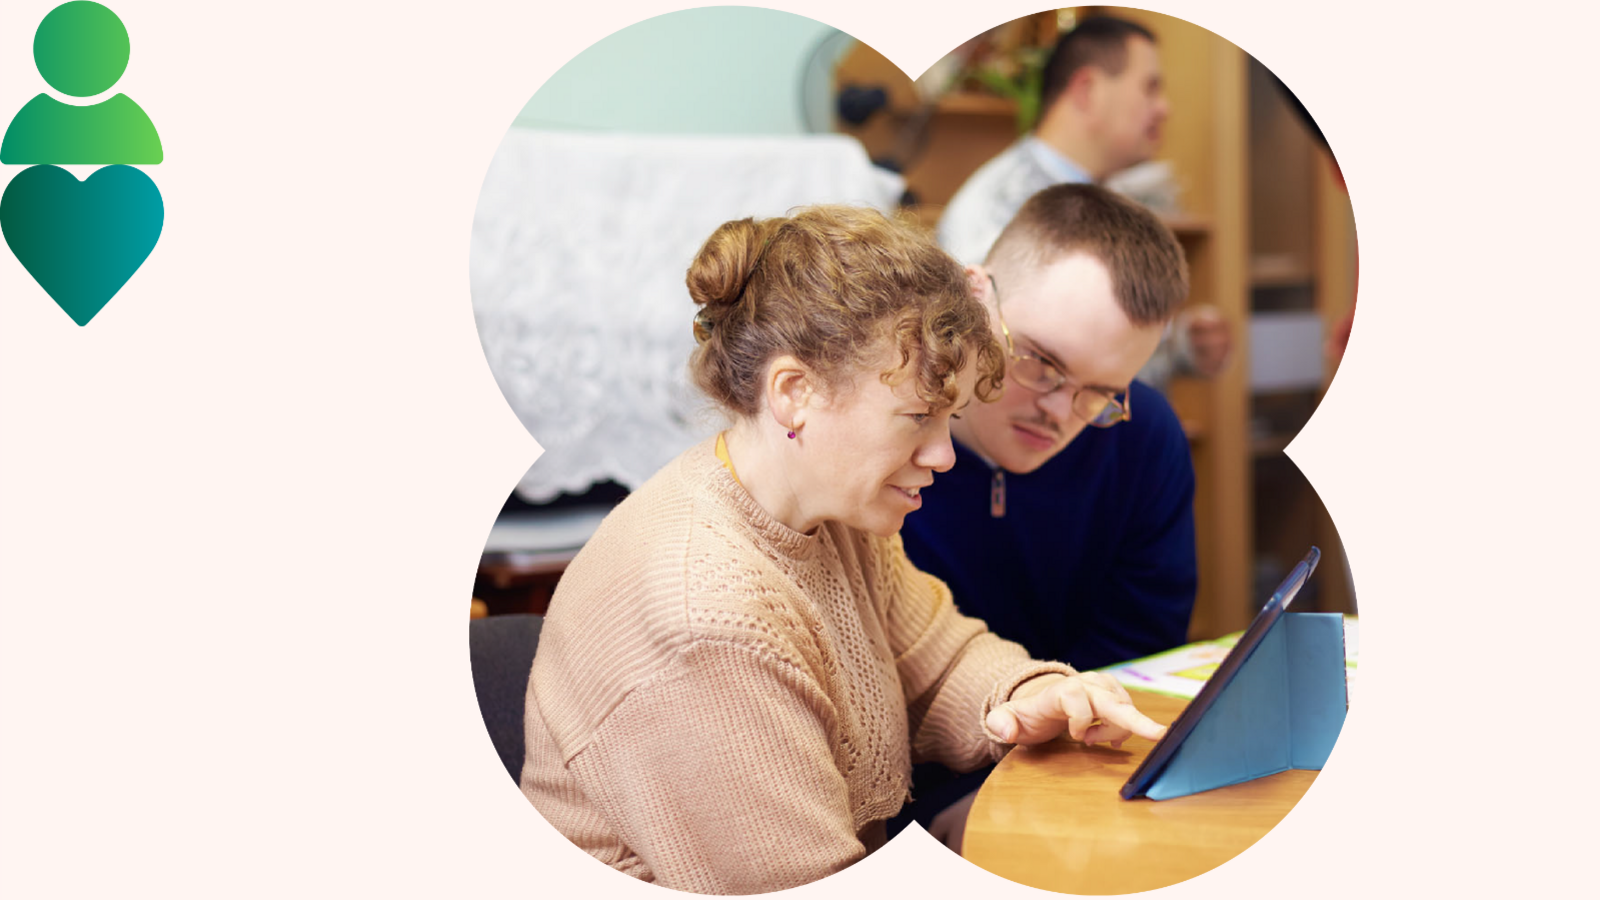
[1, 1, 164, 325]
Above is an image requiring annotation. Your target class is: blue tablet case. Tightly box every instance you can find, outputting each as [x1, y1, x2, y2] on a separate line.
[1143, 610, 1348, 800]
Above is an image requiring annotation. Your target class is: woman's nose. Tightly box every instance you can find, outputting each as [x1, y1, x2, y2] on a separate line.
[917, 426, 957, 473]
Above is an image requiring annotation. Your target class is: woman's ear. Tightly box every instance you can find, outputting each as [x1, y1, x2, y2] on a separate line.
[765, 355, 816, 433]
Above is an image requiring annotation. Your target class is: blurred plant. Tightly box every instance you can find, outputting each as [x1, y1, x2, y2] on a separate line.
[968, 45, 1050, 134]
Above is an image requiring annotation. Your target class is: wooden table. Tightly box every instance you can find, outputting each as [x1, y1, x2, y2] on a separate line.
[962, 690, 1317, 894]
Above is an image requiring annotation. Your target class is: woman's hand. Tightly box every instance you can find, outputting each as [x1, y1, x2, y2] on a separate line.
[986, 672, 1168, 748]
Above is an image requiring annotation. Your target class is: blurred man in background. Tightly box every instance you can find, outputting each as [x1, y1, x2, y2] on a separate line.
[939, 15, 1229, 389]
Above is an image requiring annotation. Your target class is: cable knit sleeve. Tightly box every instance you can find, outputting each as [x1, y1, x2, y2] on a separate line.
[564, 638, 865, 895]
[873, 533, 1076, 771]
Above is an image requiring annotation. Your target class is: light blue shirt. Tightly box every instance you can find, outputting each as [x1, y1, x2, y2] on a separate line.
[937, 137, 1091, 266]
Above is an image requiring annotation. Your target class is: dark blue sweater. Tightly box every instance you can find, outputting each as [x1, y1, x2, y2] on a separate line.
[901, 380, 1198, 674]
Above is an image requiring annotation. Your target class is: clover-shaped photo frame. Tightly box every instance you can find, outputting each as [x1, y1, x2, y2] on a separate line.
[466, 6, 1357, 895]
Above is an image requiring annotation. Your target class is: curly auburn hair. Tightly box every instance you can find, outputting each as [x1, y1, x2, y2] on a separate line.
[687, 205, 1004, 416]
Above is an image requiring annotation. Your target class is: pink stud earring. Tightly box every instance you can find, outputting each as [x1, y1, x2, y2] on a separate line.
[787, 430, 796, 439]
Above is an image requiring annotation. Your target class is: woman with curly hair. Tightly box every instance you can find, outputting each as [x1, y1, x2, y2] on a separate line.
[519, 205, 1163, 894]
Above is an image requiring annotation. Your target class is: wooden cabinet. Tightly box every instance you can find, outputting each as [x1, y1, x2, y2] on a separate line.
[1243, 52, 1357, 618]
[1128, 9, 1356, 626]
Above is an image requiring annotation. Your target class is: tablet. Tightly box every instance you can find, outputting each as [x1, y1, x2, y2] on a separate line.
[1119, 547, 1321, 800]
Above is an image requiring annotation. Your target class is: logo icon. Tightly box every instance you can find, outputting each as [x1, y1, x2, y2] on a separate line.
[1, 1, 163, 326]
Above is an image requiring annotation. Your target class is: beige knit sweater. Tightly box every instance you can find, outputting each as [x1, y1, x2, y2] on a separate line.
[520, 437, 1072, 894]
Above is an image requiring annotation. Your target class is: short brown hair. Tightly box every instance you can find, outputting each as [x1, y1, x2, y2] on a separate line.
[986, 183, 1188, 325]
[1038, 15, 1157, 117]
[688, 205, 1004, 417]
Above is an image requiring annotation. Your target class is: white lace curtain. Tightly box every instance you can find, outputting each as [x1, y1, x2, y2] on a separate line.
[472, 129, 905, 502]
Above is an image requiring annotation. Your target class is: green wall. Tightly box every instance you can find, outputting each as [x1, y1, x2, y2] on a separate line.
[514, 6, 841, 134]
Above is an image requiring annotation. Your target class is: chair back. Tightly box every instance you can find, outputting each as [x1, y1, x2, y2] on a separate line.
[468, 613, 543, 783]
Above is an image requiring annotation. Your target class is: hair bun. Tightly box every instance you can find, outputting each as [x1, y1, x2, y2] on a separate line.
[688, 204, 1002, 419]
[686, 218, 770, 310]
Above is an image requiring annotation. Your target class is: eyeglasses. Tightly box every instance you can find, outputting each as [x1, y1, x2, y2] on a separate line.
[989, 275, 1132, 428]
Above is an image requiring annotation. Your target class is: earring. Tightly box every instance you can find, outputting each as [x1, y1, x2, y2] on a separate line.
[787, 429, 796, 440]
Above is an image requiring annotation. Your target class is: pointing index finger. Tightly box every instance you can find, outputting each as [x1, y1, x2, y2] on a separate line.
[1097, 697, 1169, 743]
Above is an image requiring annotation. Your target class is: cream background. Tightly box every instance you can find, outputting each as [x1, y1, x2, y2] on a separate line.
[0, 0, 1593, 897]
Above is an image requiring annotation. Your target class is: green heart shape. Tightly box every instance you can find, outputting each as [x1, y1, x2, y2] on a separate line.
[2, 164, 163, 325]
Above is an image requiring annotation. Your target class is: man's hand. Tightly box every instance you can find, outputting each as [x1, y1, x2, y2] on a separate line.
[1180, 306, 1232, 378]
[1327, 304, 1354, 362]
[986, 672, 1168, 748]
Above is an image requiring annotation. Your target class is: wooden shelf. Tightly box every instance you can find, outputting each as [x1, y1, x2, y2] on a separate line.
[1161, 214, 1213, 239]
[1250, 254, 1315, 288]
[936, 91, 1019, 117]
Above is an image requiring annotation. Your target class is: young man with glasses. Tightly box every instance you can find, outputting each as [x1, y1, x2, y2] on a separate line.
[892, 182, 1195, 849]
